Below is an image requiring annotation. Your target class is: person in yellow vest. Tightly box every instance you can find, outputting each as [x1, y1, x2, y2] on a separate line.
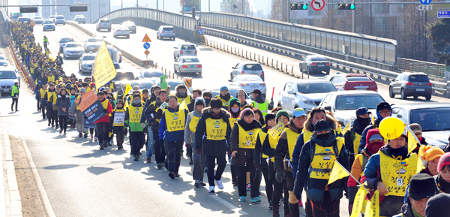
[175, 84, 192, 104]
[293, 120, 349, 217]
[344, 107, 372, 164]
[274, 108, 307, 217]
[184, 98, 206, 187]
[228, 98, 241, 186]
[216, 86, 232, 110]
[45, 83, 57, 128]
[159, 95, 189, 178]
[251, 89, 272, 116]
[69, 88, 87, 138]
[254, 113, 276, 210]
[112, 100, 126, 150]
[40, 84, 48, 119]
[230, 108, 262, 202]
[124, 94, 144, 159]
[47, 71, 55, 83]
[95, 91, 113, 150]
[347, 129, 384, 215]
[362, 133, 416, 217]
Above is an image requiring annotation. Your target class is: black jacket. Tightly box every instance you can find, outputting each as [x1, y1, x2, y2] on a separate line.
[187, 99, 195, 112]
[195, 108, 231, 157]
[274, 120, 303, 173]
[230, 119, 262, 166]
[254, 126, 269, 168]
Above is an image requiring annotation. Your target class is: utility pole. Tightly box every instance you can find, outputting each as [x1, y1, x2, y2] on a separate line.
[121, 0, 123, 9]
[352, 0, 355, 32]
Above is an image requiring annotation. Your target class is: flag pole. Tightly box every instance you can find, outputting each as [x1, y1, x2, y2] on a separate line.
[334, 159, 369, 192]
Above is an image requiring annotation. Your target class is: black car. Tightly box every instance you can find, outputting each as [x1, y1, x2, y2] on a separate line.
[389, 72, 432, 100]
[299, 55, 330, 75]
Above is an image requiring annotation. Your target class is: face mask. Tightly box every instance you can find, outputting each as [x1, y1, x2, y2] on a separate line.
[368, 142, 384, 154]
[205, 98, 211, 105]
[133, 99, 140, 104]
[357, 117, 371, 127]
[316, 132, 331, 140]
[231, 108, 239, 113]
[179, 92, 186, 97]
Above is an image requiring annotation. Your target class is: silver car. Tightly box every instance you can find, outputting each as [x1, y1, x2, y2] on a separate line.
[33, 16, 44, 24]
[84, 37, 103, 52]
[157, 25, 175, 40]
[113, 25, 130, 38]
[96, 19, 112, 32]
[74, 15, 86, 24]
[173, 44, 197, 60]
[229, 74, 266, 97]
[230, 62, 265, 81]
[121, 21, 136, 33]
[78, 53, 97, 74]
[63, 42, 85, 58]
[0, 66, 20, 95]
[173, 56, 202, 75]
[42, 19, 55, 31]
[55, 15, 65, 25]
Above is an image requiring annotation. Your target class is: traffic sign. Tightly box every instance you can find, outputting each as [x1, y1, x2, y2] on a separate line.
[199, 29, 204, 35]
[142, 34, 151, 42]
[418, 5, 433, 10]
[438, 9, 450, 18]
[144, 49, 150, 56]
[311, 0, 325, 11]
[143, 42, 150, 49]
[420, 0, 432, 5]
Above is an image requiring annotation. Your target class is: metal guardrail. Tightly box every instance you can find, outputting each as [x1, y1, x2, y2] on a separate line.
[397, 58, 446, 81]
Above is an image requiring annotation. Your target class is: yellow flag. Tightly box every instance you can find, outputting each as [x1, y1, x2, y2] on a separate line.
[123, 83, 132, 100]
[179, 100, 188, 111]
[365, 190, 380, 217]
[327, 160, 350, 185]
[408, 130, 419, 154]
[268, 122, 285, 139]
[343, 120, 351, 134]
[351, 187, 367, 217]
[92, 41, 117, 91]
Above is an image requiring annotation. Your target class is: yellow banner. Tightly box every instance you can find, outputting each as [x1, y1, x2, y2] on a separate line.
[179, 100, 188, 111]
[408, 129, 419, 154]
[268, 122, 285, 140]
[327, 160, 350, 185]
[92, 42, 117, 91]
[365, 190, 380, 217]
[343, 120, 351, 134]
[351, 187, 367, 217]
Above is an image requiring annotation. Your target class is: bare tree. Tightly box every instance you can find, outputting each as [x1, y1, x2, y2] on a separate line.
[269, 0, 284, 21]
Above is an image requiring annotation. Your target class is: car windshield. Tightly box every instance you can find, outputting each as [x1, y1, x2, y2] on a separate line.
[56, 16, 64, 19]
[143, 71, 164, 78]
[310, 57, 328, 61]
[131, 82, 153, 90]
[410, 108, 450, 131]
[43, 20, 53, 24]
[181, 45, 196, 50]
[408, 75, 429, 82]
[124, 22, 135, 25]
[88, 38, 102, 43]
[100, 20, 110, 23]
[60, 38, 73, 43]
[347, 77, 371, 81]
[182, 58, 199, 63]
[66, 43, 82, 48]
[163, 27, 174, 31]
[240, 76, 262, 81]
[83, 56, 96, 60]
[297, 82, 337, 93]
[114, 72, 134, 81]
[243, 64, 262, 70]
[335, 95, 384, 110]
[0, 71, 16, 79]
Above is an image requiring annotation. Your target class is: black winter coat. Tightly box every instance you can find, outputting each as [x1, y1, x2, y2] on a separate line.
[195, 108, 231, 157]
[230, 119, 262, 166]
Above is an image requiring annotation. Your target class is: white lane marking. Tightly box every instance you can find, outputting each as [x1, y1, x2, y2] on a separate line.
[208, 194, 249, 215]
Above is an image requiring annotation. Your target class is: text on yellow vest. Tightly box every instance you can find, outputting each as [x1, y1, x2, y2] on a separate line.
[310, 137, 344, 180]
[238, 123, 260, 149]
[205, 117, 227, 140]
[379, 151, 417, 197]
[165, 109, 186, 132]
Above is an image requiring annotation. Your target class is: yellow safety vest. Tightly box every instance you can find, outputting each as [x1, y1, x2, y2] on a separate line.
[128, 105, 142, 123]
[303, 129, 312, 144]
[100, 99, 109, 109]
[150, 102, 162, 123]
[48, 75, 54, 83]
[113, 109, 126, 127]
[357, 154, 369, 177]
[75, 95, 81, 110]
[229, 117, 238, 128]
[215, 95, 231, 107]
[188, 113, 200, 133]
[379, 151, 417, 197]
[165, 109, 186, 132]
[286, 128, 300, 161]
[205, 117, 227, 140]
[260, 131, 269, 159]
[353, 131, 362, 155]
[310, 138, 344, 180]
[238, 123, 260, 149]
[40, 89, 46, 99]
[177, 96, 191, 104]
[253, 100, 269, 116]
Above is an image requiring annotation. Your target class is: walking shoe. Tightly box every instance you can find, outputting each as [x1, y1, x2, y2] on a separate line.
[118, 146, 123, 150]
[189, 158, 193, 165]
[59, 129, 63, 134]
[169, 171, 176, 179]
[157, 163, 163, 169]
[100, 146, 104, 150]
[48, 122, 50, 126]
[194, 180, 200, 188]
[208, 186, 215, 193]
[251, 197, 261, 203]
[247, 184, 251, 191]
[64, 131, 66, 135]
[175, 173, 180, 177]
[79, 132, 82, 137]
[134, 155, 139, 161]
[199, 181, 206, 186]
[215, 179, 224, 190]
[146, 158, 152, 163]
[238, 196, 246, 202]
[269, 202, 273, 210]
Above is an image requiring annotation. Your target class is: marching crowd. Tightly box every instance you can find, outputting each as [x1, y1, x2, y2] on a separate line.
[10, 20, 450, 217]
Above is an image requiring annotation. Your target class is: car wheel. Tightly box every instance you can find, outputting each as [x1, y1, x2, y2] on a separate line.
[127, 35, 130, 39]
[389, 87, 395, 98]
[172, 37, 175, 41]
[413, 95, 418, 100]
[325, 70, 330, 75]
[401, 88, 407, 100]
[425, 94, 431, 101]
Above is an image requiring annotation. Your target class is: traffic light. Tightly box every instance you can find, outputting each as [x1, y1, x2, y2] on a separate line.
[291, 3, 308, 10]
[338, 3, 355, 10]
[20, 7, 38, 13]
[70, 5, 88, 12]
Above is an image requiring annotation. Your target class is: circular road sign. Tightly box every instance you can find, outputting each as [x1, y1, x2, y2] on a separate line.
[420, 0, 432, 5]
[143, 42, 150, 49]
[311, 0, 325, 11]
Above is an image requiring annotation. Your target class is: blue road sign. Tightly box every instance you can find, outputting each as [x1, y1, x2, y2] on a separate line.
[199, 29, 204, 35]
[420, 0, 432, 5]
[143, 42, 150, 49]
[438, 9, 450, 18]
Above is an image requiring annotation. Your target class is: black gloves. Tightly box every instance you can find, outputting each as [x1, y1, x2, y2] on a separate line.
[275, 169, 284, 184]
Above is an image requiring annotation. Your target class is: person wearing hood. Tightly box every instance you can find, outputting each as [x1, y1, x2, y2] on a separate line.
[184, 90, 202, 164]
[347, 129, 384, 214]
[35, 81, 43, 112]
[69, 87, 87, 138]
[254, 113, 276, 210]
[262, 110, 290, 216]
[45, 83, 57, 128]
[56, 88, 71, 135]
[362, 133, 417, 216]
[112, 100, 126, 149]
[159, 95, 189, 178]
[39, 84, 48, 119]
[393, 173, 439, 217]
[95, 91, 113, 150]
[185, 97, 207, 187]
[230, 108, 262, 202]
[187, 89, 202, 112]
[344, 107, 372, 163]
[293, 120, 349, 217]
[216, 86, 232, 110]
[195, 98, 231, 192]
[358, 102, 392, 152]
[175, 84, 192, 105]
[228, 98, 241, 186]
[251, 89, 273, 116]
[144, 89, 168, 168]
[274, 108, 307, 217]
[409, 123, 428, 154]
[124, 94, 145, 160]
[434, 152, 450, 193]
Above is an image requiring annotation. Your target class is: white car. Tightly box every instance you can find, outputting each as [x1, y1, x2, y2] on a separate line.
[121, 21, 136, 33]
[173, 43, 197, 60]
[0, 66, 20, 95]
[84, 37, 103, 52]
[33, 16, 44, 24]
[278, 79, 337, 113]
[318, 90, 385, 127]
[173, 56, 202, 75]
[96, 19, 112, 32]
[113, 25, 130, 38]
[78, 53, 97, 73]
[157, 25, 175, 40]
[74, 15, 86, 24]
[229, 74, 266, 97]
[49, 15, 56, 22]
[42, 19, 55, 31]
[230, 61, 265, 81]
[63, 42, 85, 59]
[55, 15, 65, 25]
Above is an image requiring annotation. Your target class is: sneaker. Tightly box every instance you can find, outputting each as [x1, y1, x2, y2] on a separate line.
[189, 158, 193, 165]
[215, 179, 224, 190]
[59, 129, 63, 134]
[194, 180, 200, 188]
[269, 202, 273, 210]
[146, 158, 152, 163]
[239, 196, 246, 202]
[251, 197, 261, 203]
[246, 184, 251, 191]
[209, 186, 215, 193]
[100, 146, 104, 150]
[79, 132, 82, 137]
[157, 163, 163, 170]
[199, 181, 206, 186]
[169, 171, 176, 179]
[175, 173, 180, 177]
[134, 155, 139, 161]
[118, 146, 123, 150]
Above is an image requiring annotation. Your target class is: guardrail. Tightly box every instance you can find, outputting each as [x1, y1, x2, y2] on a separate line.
[397, 58, 446, 81]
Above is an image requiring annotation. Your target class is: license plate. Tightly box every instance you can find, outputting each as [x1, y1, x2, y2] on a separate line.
[189, 65, 195, 68]
[417, 89, 425, 91]
[318, 64, 324, 67]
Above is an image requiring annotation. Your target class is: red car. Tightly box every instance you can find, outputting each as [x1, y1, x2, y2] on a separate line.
[328, 74, 378, 91]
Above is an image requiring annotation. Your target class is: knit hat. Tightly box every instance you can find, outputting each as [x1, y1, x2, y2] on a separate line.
[275, 110, 290, 123]
[265, 113, 276, 122]
[229, 98, 240, 108]
[210, 98, 222, 109]
[89, 83, 95, 89]
[195, 97, 205, 106]
[437, 152, 450, 172]
[426, 194, 450, 217]
[240, 108, 254, 119]
[376, 102, 391, 120]
[408, 173, 439, 200]
[421, 146, 444, 165]
[314, 120, 331, 133]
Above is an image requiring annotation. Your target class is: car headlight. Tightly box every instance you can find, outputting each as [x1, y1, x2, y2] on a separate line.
[301, 98, 315, 105]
